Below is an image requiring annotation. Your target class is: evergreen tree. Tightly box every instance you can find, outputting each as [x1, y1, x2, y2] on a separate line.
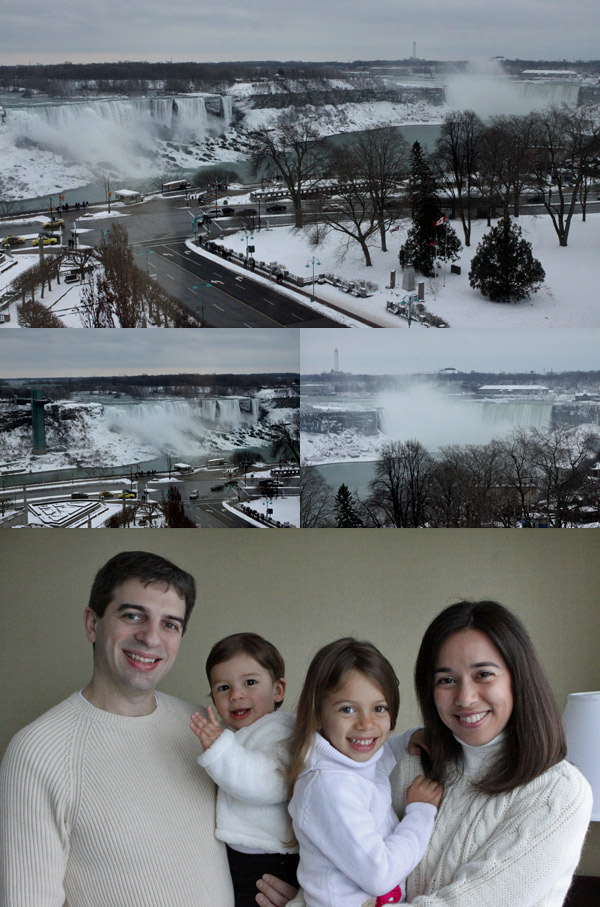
[469, 217, 546, 302]
[399, 142, 461, 277]
[334, 483, 363, 527]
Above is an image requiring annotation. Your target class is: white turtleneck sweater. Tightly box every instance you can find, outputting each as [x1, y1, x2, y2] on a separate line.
[287, 735, 592, 907]
[288, 731, 438, 907]
[0, 691, 234, 907]
[389, 735, 592, 907]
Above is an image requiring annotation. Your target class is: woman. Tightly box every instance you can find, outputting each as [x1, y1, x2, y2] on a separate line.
[257, 600, 592, 907]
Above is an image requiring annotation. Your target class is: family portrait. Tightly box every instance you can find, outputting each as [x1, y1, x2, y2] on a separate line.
[0, 531, 597, 906]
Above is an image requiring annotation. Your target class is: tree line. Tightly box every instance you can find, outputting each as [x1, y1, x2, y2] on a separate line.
[301, 425, 600, 528]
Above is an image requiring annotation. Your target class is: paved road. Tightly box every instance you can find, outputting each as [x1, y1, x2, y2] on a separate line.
[1, 195, 345, 327]
[140, 237, 340, 327]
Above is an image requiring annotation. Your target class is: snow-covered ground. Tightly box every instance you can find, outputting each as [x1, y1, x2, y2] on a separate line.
[3, 208, 600, 329]
[190, 212, 600, 328]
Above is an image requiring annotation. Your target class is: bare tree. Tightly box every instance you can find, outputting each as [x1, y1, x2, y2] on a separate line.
[481, 113, 538, 219]
[530, 104, 600, 247]
[365, 439, 434, 527]
[17, 298, 65, 328]
[300, 464, 334, 528]
[251, 114, 328, 228]
[270, 416, 300, 464]
[354, 127, 408, 252]
[434, 110, 483, 247]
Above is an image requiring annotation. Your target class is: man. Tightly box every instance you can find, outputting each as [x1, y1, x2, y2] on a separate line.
[0, 550, 295, 907]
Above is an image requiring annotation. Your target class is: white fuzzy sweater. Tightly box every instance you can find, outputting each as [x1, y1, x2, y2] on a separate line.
[197, 709, 297, 854]
[0, 691, 234, 907]
[289, 731, 437, 907]
[287, 736, 592, 907]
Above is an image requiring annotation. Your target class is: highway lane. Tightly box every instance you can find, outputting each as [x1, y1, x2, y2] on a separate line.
[137, 237, 342, 327]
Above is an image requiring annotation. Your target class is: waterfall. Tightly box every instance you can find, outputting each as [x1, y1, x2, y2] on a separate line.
[479, 400, 554, 431]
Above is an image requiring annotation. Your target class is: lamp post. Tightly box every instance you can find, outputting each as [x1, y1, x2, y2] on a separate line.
[240, 231, 254, 260]
[305, 256, 321, 301]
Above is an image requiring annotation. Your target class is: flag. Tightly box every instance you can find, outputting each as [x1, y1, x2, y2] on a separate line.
[391, 225, 400, 232]
[434, 216, 447, 226]
[427, 241, 438, 247]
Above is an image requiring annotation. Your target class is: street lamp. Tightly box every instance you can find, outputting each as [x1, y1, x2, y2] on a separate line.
[305, 256, 321, 301]
[240, 230, 254, 259]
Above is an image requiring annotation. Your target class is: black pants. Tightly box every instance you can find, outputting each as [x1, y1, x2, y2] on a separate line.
[226, 845, 299, 907]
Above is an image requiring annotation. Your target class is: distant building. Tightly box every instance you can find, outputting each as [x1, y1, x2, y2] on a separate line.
[521, 70, 580, 81]
[476, 385, 550, 396]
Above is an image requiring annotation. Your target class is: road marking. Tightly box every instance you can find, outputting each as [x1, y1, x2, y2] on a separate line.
[243, 322, 253, 328]
[213, 304, 225, 312]
[211, 278, 224, 284]
[162, 252, 174, 257]
[263, 298, 276, 306]
[291, 312, 303, 320]
[166, 274, 175, 280]
[235, 276, 244, 282]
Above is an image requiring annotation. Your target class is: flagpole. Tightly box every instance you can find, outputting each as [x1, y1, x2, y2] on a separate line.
[443, 218, 447, 287]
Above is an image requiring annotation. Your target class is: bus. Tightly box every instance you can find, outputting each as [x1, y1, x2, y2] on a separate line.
[162, 179, 191, 194]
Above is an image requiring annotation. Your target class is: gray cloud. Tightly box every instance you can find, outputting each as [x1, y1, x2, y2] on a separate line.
[3, 1, 599, 62]
[0, 329, 299, 378]
[300, 329, 600, 375]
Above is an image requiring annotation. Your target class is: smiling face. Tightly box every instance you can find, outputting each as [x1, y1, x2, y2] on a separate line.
[433, 628, 514, 747]
[318, 669, 392, 763]
[209, 652, 285, 730]
[83, 577, 186, 715]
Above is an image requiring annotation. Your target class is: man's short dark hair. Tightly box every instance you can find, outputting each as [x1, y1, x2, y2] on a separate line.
[88, 551, 196, 633]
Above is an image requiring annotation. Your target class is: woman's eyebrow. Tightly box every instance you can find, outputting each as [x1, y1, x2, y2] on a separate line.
[434, 661, 501, 673]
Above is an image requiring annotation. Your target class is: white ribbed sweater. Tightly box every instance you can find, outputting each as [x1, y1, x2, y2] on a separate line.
[0, 691, 234, 907]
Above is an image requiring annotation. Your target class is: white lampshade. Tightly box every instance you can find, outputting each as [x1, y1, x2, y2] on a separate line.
[563, 691, 600, 821]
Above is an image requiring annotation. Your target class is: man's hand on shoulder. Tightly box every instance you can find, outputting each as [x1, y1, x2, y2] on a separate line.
[255, 874, 299, 907]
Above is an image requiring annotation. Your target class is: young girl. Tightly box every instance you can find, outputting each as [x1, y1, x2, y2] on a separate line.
[190, 632, 299, 907]
[287, 637, 442, 907]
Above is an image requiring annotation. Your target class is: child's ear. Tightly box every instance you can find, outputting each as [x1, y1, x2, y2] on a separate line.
[274, 678, 286, 704]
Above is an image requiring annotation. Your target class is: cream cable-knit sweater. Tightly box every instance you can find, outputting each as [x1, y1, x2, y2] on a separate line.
[0, 691, 234, 907]
[287, 735, 592, 907]
[389, 736, 592, 907]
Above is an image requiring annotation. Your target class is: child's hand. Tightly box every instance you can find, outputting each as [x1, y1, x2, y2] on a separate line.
[190, 706, 224, 750]
[406, 774, 443, 808]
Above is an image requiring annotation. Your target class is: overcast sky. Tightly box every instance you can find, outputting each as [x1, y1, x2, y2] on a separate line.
[0, 329, 299, 379]
[301, 329, 600, 375]
[3, 1, 599, 65]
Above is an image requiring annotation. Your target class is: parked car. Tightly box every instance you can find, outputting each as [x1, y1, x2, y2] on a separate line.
[98, 490, 114, 499]
[211, 484, 225, 492]
[31, 236, 59, 246]
[64, 273, 79, 283]
[322, 202, 342, 212]
[189, 490, 199, 500]
[70, 492, 88, 499]
[221, 206, 236, 216]
[266, 204, 287, 213]
[1, 235, 25, 247]
[117, 491, 136, 499]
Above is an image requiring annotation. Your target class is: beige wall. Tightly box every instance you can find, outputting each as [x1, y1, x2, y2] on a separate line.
[1, 530, 598, 872]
